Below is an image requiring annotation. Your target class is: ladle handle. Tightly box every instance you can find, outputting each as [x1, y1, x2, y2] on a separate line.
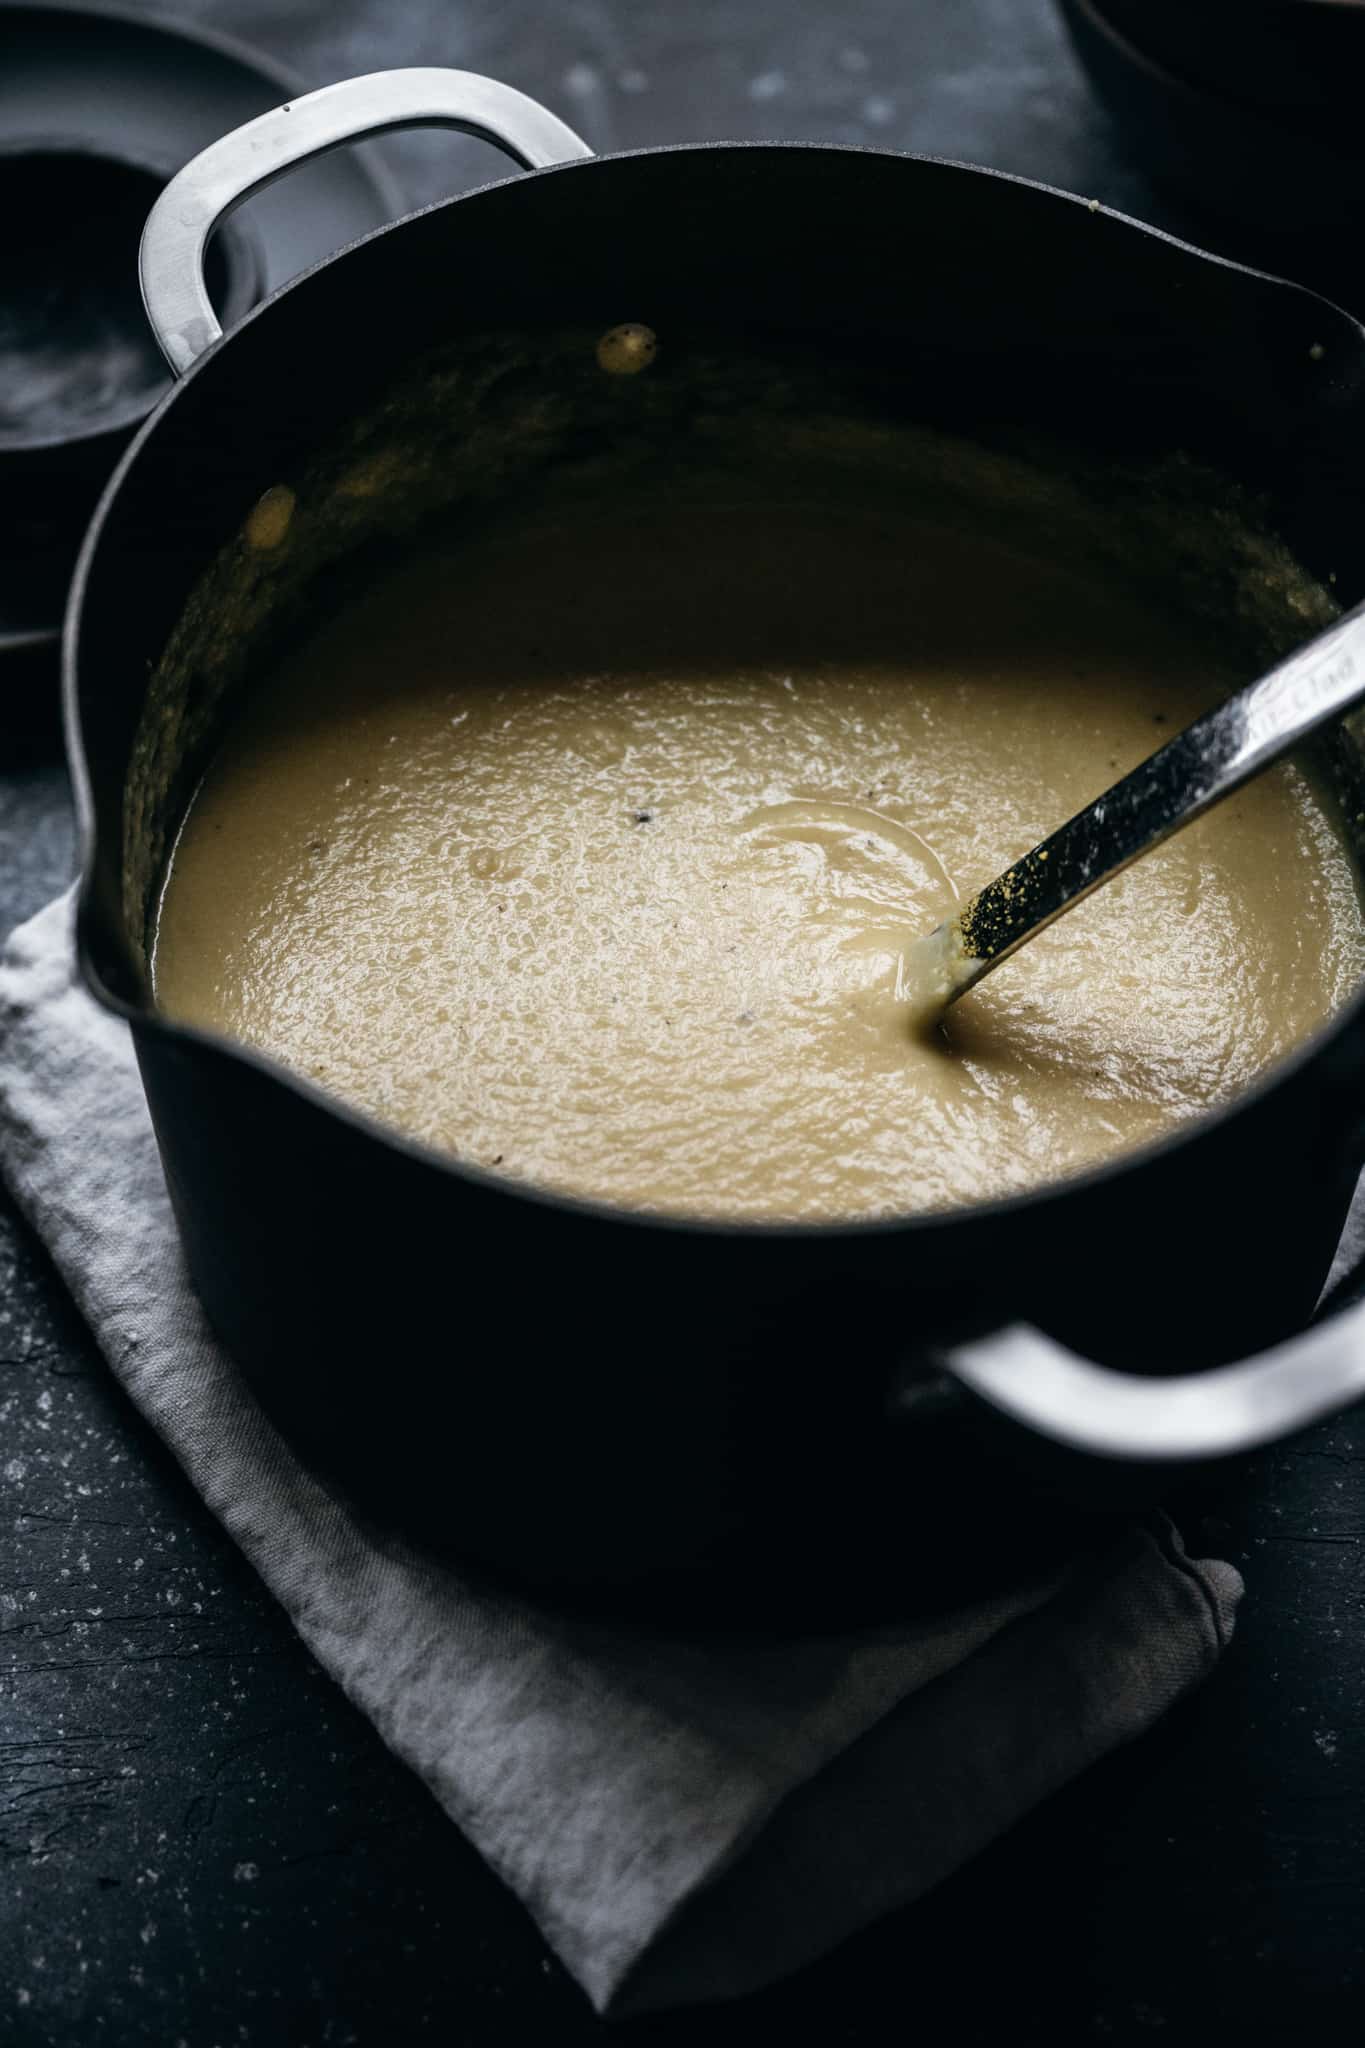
[936, 1293, 1365, 1460]
[139, 68, 594, 375]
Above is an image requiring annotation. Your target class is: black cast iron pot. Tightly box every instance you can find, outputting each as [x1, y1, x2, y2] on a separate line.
[62, 70, 1365, 1616]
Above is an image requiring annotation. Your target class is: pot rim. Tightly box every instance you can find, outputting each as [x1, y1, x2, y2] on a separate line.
[62, 136, 1365, 1246]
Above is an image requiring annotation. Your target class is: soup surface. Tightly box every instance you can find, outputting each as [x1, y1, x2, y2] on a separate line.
[152, 469, 1365, 1220]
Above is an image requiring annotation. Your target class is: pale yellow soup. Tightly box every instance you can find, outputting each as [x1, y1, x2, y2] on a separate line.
[151, 464, 1365, 1221]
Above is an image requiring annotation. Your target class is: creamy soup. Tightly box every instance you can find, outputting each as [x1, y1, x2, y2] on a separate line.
[151, 467, 1365, 1221]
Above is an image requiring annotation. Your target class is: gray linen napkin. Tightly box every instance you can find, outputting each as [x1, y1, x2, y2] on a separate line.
[0, 893, 1243, 2016]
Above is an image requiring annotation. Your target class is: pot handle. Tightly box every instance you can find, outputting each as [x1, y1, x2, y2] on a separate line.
[139, 68, 594, 376]
[935, 1298, 1365, 1460]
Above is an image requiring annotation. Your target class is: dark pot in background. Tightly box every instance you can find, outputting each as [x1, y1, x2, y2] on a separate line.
[1059, 0, 1365, 252]
[62, 70, 1365, 1615]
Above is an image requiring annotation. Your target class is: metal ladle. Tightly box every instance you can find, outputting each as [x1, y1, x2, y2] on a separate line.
[905, 597, 1365, 1017]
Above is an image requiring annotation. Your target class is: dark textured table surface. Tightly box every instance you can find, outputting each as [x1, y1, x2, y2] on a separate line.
[4, 3, 1365, 2042]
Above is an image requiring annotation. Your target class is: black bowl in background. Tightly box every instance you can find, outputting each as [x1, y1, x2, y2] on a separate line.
[0, 145, 254, 457]
[0, 142, 256, 629]
[0, 0, 403, 658]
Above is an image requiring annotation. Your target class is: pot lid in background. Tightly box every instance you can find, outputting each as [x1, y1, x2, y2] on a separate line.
[0, 0, 405, 668]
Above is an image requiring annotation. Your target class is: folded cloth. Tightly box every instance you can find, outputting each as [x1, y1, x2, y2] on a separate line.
[0, 894, 1242, 2016]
